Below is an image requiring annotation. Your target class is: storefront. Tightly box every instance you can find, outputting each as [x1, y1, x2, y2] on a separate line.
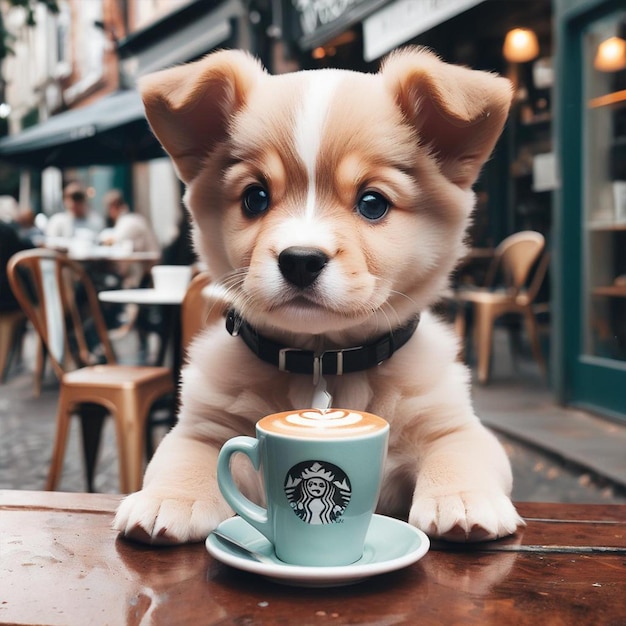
[0, 0, 263, 241]
[116, 0, 258, 82]
[281, 0, 553, 249]
[555, 0, 626, 419]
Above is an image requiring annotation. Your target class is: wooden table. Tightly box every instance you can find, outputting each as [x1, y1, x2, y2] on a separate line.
[1, 491, 624, 625]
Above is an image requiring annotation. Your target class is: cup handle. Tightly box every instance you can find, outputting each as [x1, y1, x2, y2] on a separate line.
[217, 436, 272, 542]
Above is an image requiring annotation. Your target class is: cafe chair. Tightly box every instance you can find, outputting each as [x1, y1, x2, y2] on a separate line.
[0, 308, 26, 381]
[141, 271, 225, 458]
[454, 231, 548, 384]
[31, 337, 47, 396]
[7, 248, 174, 494]
[181, 271, 228, 355]
[0, 309, 48, 396]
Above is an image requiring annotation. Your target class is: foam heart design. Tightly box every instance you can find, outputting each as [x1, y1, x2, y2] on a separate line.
[300, 409, 350, 421]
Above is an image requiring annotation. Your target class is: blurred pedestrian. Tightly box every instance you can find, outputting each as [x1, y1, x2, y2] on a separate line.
[46, 182, 103, 239]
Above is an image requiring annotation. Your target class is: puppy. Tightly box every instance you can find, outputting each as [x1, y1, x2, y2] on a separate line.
[114, 47, 524, 544]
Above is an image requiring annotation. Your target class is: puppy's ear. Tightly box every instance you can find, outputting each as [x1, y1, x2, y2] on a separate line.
[382, 47, 513, 189]
[139, 50, 265, 183]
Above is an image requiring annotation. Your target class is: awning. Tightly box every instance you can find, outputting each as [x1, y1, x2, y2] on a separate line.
[0, 90, 165, 168]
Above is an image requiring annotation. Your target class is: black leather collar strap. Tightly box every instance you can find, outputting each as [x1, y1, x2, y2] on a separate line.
[226, 310, 420, 376]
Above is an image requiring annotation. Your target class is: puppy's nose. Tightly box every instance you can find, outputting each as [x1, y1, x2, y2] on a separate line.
[278, 246, 329, 288]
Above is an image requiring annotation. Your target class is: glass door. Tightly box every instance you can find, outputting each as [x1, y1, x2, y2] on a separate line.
[558, 0, 626, 419]
[583, 13, 626, 364]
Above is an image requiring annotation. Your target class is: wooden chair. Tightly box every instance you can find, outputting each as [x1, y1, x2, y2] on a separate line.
[454, 231, 548, 384]
[181, 271, 225, 353]
[180, 271, 232, 362]
[0, 307, 48, 395]
[7, 249, 174, 493]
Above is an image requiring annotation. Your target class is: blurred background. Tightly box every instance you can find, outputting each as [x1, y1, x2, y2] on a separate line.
[0, 0, 624, 502]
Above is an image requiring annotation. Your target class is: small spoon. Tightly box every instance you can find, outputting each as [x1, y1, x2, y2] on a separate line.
[211, 529, 276, 565]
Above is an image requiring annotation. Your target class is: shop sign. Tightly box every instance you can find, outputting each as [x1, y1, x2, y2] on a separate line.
[292, 0, 369, 37]
[364, 0, 485, 61]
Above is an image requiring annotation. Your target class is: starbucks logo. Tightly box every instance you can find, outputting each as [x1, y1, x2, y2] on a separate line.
[284, 461, 351, 525]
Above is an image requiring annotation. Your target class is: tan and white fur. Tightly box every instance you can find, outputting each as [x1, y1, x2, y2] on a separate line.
[114, 48, 524, 544]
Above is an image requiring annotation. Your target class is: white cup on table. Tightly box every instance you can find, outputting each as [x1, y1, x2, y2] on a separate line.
[151, 265, 192, 296]
[69, 238, 94, 257]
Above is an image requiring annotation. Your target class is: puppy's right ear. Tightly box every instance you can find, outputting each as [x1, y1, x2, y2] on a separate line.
[139, 50, 265, 183]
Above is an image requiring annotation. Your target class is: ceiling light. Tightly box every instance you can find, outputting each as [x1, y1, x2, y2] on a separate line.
[503, 28, 540, 63]
[594, 36, 626, 72]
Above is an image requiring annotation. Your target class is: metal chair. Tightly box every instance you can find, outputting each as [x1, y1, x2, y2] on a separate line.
[0, 308, 26, 381]
[454, 231, 548, 383]
[7, 248, 174, 493]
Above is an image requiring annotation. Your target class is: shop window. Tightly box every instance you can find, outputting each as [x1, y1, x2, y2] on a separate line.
[52, 1, 71, 79]
[63, 0, 105, 103]
[583, 11, 626, 361]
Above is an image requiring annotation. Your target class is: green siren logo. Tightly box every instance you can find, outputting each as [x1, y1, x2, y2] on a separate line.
[284, 461, 351, 524]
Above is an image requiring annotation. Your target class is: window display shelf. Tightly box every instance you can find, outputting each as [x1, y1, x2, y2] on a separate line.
[520, 112, 552, 126]
[588, 89, 626, 109]
[588, 222, 626, 231]
[592, 286, 626, 298]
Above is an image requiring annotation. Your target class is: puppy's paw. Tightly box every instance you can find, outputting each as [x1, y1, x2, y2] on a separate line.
[409, 490, 524, 542]
[113, 490, 230, 545]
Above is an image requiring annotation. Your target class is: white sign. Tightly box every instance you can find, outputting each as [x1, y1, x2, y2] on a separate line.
[532, 153, 559, 192]
[364, 0, 485, 61]
[293, 0, 367, 36]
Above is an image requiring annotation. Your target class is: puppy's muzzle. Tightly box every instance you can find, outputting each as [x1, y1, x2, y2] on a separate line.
[278, 246, 328, 288]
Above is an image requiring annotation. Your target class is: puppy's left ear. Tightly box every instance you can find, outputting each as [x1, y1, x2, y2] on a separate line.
[382, 47, 513, 189]
[139, 50, 265, 183]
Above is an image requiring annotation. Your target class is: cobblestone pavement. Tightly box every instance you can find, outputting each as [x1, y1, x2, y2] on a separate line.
[1, 326, 625, 505]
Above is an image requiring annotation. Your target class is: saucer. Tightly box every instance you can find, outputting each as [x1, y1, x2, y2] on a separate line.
[206, 514, 429, 587]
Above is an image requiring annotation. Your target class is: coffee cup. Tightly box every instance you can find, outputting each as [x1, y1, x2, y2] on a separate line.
[217, 408, 389, 566]
[151, 265, 192, 295]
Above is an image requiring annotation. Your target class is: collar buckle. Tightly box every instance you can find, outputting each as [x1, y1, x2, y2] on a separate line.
[278, 348, 297, 372]
[227, 309, 420, 375]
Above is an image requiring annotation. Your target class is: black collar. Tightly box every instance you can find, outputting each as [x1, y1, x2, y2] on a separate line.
[226, 310, 419, 376]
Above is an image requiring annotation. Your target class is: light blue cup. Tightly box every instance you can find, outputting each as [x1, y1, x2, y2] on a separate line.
[217, 408, 389, 566]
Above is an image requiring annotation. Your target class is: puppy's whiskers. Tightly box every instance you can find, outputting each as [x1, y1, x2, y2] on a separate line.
[213, 268, 249, 315]
[388, 289, 419, 310]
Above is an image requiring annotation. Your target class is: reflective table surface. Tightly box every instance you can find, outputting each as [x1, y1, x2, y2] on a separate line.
[1, 491, 624, 625]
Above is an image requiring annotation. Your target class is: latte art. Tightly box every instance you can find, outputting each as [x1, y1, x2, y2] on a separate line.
[288, 409, 363, 428]
[300, 409, 351, 420]
[259, 409, 388, 439]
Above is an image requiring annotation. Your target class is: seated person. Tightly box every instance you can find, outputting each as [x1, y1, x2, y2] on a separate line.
[15, 206, 45, 247]
[46, 182, 103, 240]
[101, 189, 161, 288]
[0, 220, 33, 313]
[101, 190, 160, 254]
[100, 191, 162, 342]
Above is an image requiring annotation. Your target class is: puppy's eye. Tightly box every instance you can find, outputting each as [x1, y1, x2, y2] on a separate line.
[242, 186, 270, 217]
[356, 191, 389, 221]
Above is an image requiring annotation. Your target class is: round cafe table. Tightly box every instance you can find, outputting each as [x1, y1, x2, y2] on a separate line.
[68, 249, 161, 263]
[98, 288, 186, 375]
[98, 288, 185, 306]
